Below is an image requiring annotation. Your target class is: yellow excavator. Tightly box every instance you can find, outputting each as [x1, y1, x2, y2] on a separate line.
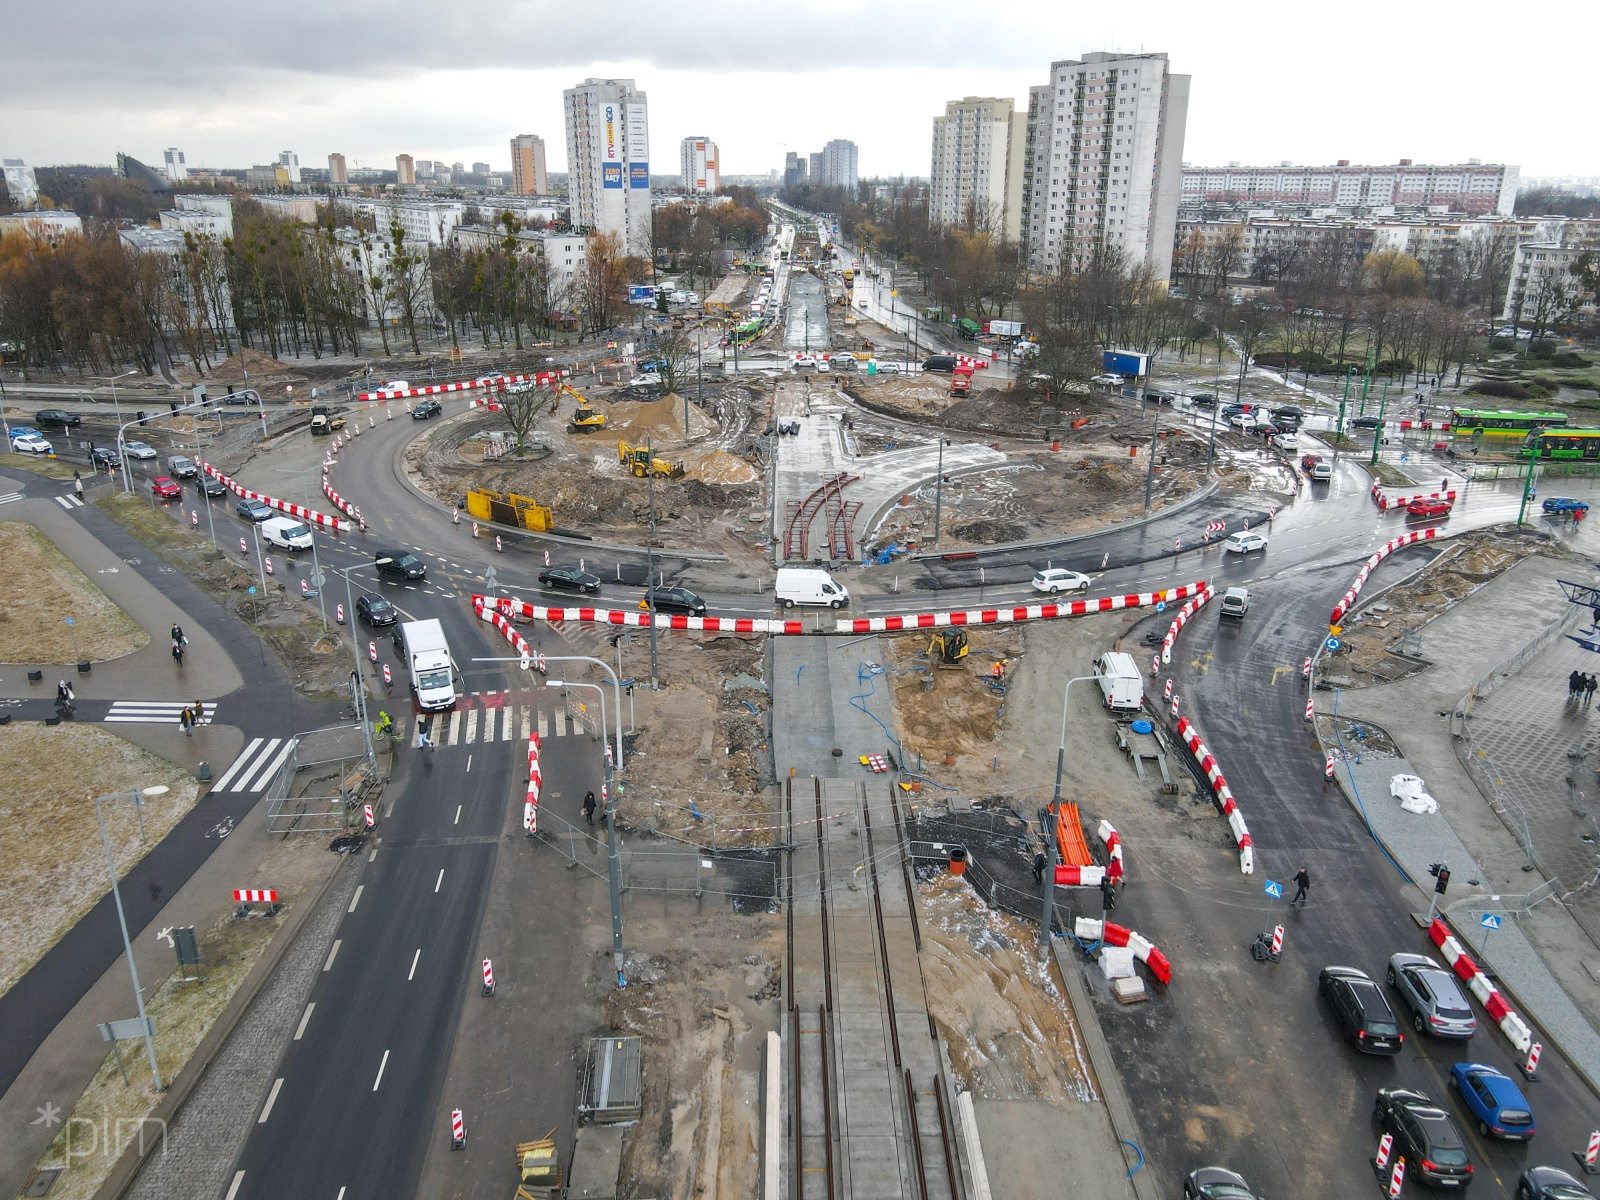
[557, 382, 606, 432]
[929, 628, 969, 669]
[617, 440, 684, 479]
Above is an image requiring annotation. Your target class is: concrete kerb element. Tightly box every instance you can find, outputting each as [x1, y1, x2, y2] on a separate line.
[88, 854, 353, 1200]
[859, 460, 1023, 550]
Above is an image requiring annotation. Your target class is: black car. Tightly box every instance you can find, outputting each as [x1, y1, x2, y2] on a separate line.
[1144, 390, 1177, 406]
[35, 409, 82, 428]
[1319, 965, 1404, 1054]
[922, 355, 957, 373]
[1190, 393, 1218, 409]
[199, 476, 229, 499]
[539, 566, 602, 594]
[88, 447, 121, 470]
[1184, 1166, 1257, 1199]
[373, 549, 427, 581]
[1518, 1166, 1595, 1199]
[639, 586, 706, 616]
[1374, 1088, 1474, 1188]
[1351, 415, 1383, 430]
[412, 399, 442, 419]
[1272, 405, 1305, 420]
[356, 592, 397, 626]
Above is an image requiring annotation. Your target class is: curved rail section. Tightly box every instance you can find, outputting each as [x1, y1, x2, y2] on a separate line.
[1173, 717, 1255, 875]
[1329, 528, 1439, 623]
[199, 462, 350, 532]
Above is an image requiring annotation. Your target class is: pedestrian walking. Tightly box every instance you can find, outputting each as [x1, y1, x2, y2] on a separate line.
[179, 706, 194, 736]
[1291, 866, 1311, 907]
[1032, 850, 1046, 885]
[73, 471, 84, 499]
[1586, 676, 1597, 708]
[1570, 670, 1583, 699]
[582, 790, 597, 825]
[170, 623, 185, 647]
[192, 699, 204, 727]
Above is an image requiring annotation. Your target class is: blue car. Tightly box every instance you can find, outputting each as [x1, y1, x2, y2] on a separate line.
[1542, 497, 1590, 515]
[1451, 1061, 1534, 1140]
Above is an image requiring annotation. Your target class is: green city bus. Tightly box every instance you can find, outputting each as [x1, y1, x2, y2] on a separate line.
[1524, 428, 1600, 460]
[1450, 408, 1568, 442]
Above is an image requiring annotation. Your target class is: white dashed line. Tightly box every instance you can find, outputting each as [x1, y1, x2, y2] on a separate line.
[294, 1002, 315, 1040]
[434, 869, 444, 893]
[454, 805, 462, 825]
[372, 1049, 390, 1091]
[347, 885, 363, 913]
[408, 949, 421, 980]
[225, 1171, 245, 1200]
[323, 939, 341, 972]
[258, 1077, 284, 1123]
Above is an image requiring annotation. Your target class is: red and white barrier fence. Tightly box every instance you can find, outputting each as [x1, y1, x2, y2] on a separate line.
[471, 598, 549, 673]
[200, 462, 351, 532]
[1073, 917, 1172, 984]
[356, 369, 567, 402]
[482, 958, 496, 996]
[524, 730, 541, 834]
[1161, 585, 1213, 665]
[1054, 864, 1105, 886]
[1098, 819, 1125, 881]
[450, 1109, 466, 1149]
[1174, 716, 1254, 874]
[1329, 529, 1438, 624]
[322, 470, 364, 530]
[1375, 486, 1457, 512]
[233, 889, 278, 904]
[1428, 917, 1535, 1055]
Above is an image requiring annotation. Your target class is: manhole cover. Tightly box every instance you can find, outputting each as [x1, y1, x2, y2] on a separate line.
[25, 1168, 61, 1197]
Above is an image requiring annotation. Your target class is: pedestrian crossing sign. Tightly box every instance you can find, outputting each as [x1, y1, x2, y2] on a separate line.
[1264, 880, 1283, 899]
[1480, 913, 1502, 930]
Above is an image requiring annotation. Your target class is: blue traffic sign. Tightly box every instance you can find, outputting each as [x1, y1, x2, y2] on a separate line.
[1156, 601, 1167, 613]
[1325, 636, 1341, 651]
[1480, 913, 1502, 930]
[65, 617, 73, 626]
[1264, 879, 1283, 899]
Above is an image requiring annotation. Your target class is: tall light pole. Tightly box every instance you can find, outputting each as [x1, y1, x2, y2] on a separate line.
[336, 561, 386, 768]
[94, 785, 171, 1091]
[1143, 406, 1161, 516]
[541, 655, 624, 767]
[932, 437, 950, 547]
[644, 439, 659, 689]
[95, 370, 137, 429]
[1517, 431, 1544, 528]
[1041, 676, 1097, 962]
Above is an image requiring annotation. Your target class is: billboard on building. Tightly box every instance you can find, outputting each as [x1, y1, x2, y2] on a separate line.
[603, 164, 622, 189]
[629, 163, 649, 188]
[603, 105, 619, 163]
[626, 104, 648, 164]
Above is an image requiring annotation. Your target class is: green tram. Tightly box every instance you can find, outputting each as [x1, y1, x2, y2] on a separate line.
[1449, 408, 1568, 445]
[1524, 427, 1600, 460]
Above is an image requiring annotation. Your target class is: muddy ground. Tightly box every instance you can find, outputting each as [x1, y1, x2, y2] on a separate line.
[880, 627, 1024, 787]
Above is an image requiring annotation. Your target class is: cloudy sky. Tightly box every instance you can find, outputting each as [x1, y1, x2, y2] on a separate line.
[6, 0, 1596, 180]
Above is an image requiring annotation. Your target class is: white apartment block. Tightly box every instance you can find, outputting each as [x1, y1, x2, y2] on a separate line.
[328, 153, 348, 186]
[2, 159, 39, 207]
[454, 226, 588, 295]
[821, 140, 858, 190]
[929, 97, 1026, 241]
[158, 194, 234, 239]
[0, 210, 82, 240]
[1502, 223, 1600, 322]
[163, 148, 188, 182]
[256, 195, 321, 223]
[680, 137, 719, 193]
[564, 77, 651, 258]
[277, 151, 301, 184]
[337, 197, 465, 246]
[1182, 160, 1519, 217]
[1021, 51, 1189, 282]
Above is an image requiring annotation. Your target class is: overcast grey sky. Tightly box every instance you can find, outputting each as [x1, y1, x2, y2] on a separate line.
[5, 0, 1595, 179]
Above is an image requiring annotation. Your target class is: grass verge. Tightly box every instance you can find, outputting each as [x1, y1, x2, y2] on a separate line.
[0, 521, 148, 662]
[0, 451, 80, 481]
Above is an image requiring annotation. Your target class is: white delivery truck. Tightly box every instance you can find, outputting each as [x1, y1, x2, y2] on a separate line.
[1094, 651, 1145, 711]
[774, 567, 850, 609]
[260, 515, 314, 551]
[395, 618, 459, 711]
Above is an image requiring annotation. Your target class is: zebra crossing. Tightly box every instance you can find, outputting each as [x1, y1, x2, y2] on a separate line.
[211, 737, 298, 794]
[105, 700, 220, 724]
[0, 491, 22, 507]
[54, 494, 85, 509]
[411, 695, 583, 748]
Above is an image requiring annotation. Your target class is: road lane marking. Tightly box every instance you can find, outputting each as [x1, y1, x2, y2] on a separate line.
[466, 753, 472, 773]
[372, 1049, 390, 1091]
[348, 885, 363, 913]
[225, 1171, 245, 1200]
[294, 1002, 315, 1040]
[454, 805, 462, 825]
[408, 948, 420, 979]
[337, 1190, 346, 1199]
[323, 939, 341, 972]
[258, 1077, 284, 1123]
[1270, 664, 1292, 687]
[435, 869, 444, 893]
[368, 846, 378, 862]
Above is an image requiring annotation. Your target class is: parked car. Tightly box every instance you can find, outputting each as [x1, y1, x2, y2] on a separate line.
[236, 497, 273, 521]
[1319, 965, 1403, 1054]
[539, 566, 602, 594]
[89, 447, 121, 470]
[639, 586, 706, 615]
[198, 476, 228, 499]
[1373, 1088, 1474, 1187]
[34, 409, 81, 428]
[1190, 392, 1218, 409]
[355, 592, 397, 626]
[1450, 1062, 1535, 1140]
[1091, 372, 1124, 386]
[1032, 568, 1092, 595]
[373, 549, 427, 581]
[1407, 498, 1453, 518]
[411, 399, 442, 419]
[1224, 531, 1268, 555]
[149, 476, 182, 500]
[1543, 497, 1590, 515]
[1183, 1166, 1258, 1199]
[1387, 953, 1477, 1038]
[122, 440, 157, 460]
[1517, 1166, 1595, 1199]
[9, 433, 53, 455]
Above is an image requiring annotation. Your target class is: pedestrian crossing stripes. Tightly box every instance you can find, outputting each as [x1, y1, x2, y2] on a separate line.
[212, 737, 299, 794]
[412, 706, 578, 748]
[54, 494, 85, 509]
[105, 701, 220, 724]
[0, 491, 22, 506]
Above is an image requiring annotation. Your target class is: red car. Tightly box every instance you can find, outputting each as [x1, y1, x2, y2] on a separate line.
[1300, 453, 1324, 473]
[1407, 497, 1451, 518]
[150, 476, 182, 500]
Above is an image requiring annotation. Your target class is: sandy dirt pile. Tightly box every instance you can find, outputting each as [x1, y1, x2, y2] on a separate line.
[881, 628, 1023, 784]
[207, 347, 295, 381]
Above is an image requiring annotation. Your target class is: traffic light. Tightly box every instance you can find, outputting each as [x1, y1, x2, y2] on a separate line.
[1430, 862, 1451, 895]
[1100, 876, 1117, 913]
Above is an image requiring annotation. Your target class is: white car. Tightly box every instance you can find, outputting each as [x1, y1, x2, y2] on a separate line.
[10, 433, 53, 455]
[1091, 373, 1124, 386]
[1228, 413, 1265, 431]
[376, 379, 410, 393]
[1032, 567, 1092, 594]
[122, 440, 157, 460]
[627, 372, 663, 387]
[792, 355, 819, 371]
[1224, 531, 1268, 554]
[1271, 432, 1300, 451]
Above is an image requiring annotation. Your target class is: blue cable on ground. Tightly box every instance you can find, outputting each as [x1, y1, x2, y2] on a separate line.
[1121, 1140, 1145, 1177]
[1330, 687, 1413, 883]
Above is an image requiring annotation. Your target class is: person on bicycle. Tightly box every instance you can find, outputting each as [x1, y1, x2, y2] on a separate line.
[374, 710, 394, 739]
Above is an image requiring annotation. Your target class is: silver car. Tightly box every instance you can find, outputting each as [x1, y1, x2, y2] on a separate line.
[1388, 952, 1477, 1037]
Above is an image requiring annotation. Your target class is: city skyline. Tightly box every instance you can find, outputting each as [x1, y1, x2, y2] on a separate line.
[3, 0, 1595, 180]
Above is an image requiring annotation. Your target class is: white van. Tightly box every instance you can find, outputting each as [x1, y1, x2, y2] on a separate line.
[261, 515, 314, 551]
[1094, 651, 1145, 711]
[774, 567, 850, 609]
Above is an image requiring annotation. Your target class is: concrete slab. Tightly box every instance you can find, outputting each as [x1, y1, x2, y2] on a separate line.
[973, 1099, 1138, 1200]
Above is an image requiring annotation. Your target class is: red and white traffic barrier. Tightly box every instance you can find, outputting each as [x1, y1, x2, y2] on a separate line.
[1325, 754, 1336, 779]
[1054, 864, 1105, 886]
[322, 470, 364, 530]
[473, 599, 536, 669]
[356, 370, 567, 402]
[1580, 1130, 1600, 1171]
[1374, 1132, 1394, 1173]
[1161, 585, 1213, 665]
[200, 462, 350, 532]
[1387, 1157, 1405, 1198]
[839, 583, 1206, 634]
[233, 889, 278, 904]
[1525, 1041, 1542, 1080]
[1375, 487, 1457, 511]
[1329, 529, 1439, 623]
[1174, 717, 1254, 874]
[1098, 819, 1125, 881]
[450, 1109, 466, 1150]
[1163, 678, 1173, 702]
[482, 958, 496, 996]
[1271, 924, 1285, 956]
[1428, 917, 1535, 1054]
[364, 803, 374, 829]
[525, 730, 541, 833]
[1073, 918, 1172, 984]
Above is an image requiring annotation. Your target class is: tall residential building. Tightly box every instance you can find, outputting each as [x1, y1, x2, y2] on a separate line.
[808, 152, 823, 184]
[680, 137, 720, 193]
[328, 153, 348, 185]
[2, 159, 40, 207]
[396, 154, 415, 185]
[930, 98, 1027, 240]
[1020, 51, 1190, 281]
[1181, 160, 1520, 217]
[163, 148, 188, 182]
[509, 134, 548, 195]
[472, 161, 491, 177]
[563, 78, 651, 258]
[821, 140, 859, 191]
[784, 152, 807, 189]
[278, 151, 301, 184]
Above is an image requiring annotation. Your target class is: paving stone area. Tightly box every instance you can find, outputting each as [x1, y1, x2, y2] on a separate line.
[125, 859, 362, 1200]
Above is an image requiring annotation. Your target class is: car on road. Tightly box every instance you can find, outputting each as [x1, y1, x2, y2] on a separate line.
[9, 433, 53, 455]
[1183, 1166, 1257, 1199]
[1144, 389, 1177, 406]
[122, 440, 157, 460]
[1090, 372, 1124, 386]
[539, 566, 602, 594]
[1220, 587, 1250, 618]
[1319, 965, 1404, 1054]
[1450, 1062, 1535, 1140]
[236, 497, 273, 521]
[8, 425, 40, 439]
[1407, 497, 1453, 518]
[89, 447, 121, 470]
[1517, 1166, 1595, 1198]
[627, 372, 663, 387]
[373, 549, 427, 581]
[355, 592, 397, 626]
[1272, 405, 1305, 421]
[149, 475, 182, 500]
[1543, 498, 1590, 515]
[1032, 567, 1092, 594]
[1387, 953, 1476, 1037]
[1349, 414, 1383, 429]
[411, 399, 442, 419]
[222, 388, 262, 405]
[35, 409, 82, 428]
[166, 455, 198, 478]
[1271, 431, 1300, 451]
[1227, 412, 1267, 431]
[1373, 1087, 1474, 1187]
[922, 355, 957, 373]
[639, 586, 707, 616]
[1223, 531, 1268, 555]
[198, 476, 228, 499]
[1190, 392, 1218, 409]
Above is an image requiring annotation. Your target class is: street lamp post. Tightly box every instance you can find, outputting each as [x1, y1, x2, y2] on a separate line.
[94, 786, 171, 1091]
[1517, 431, 1544, 528]
[1041, 675, 1098, 961]
[1144, 407, 1161, 516]
[541, 655, 624, 768]
[932, 438, 950, 548]
[336, 561, 385, 768]
[95, 370, 137, 429]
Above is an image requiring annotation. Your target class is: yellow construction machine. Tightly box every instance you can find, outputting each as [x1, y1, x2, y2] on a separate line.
[617, 440, 684, 479]
[929, 628, 969, 668]
[568, 406, 607, 433]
